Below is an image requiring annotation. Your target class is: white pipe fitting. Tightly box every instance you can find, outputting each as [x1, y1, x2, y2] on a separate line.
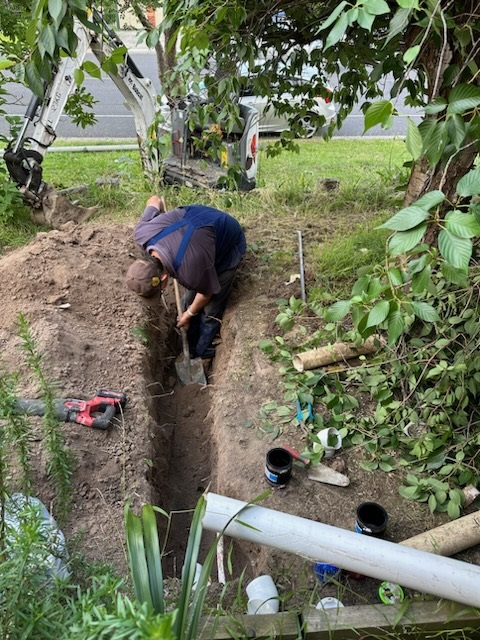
[202, 493, 480, 608]
[246, 575, 279, 614]
[318, 427, 342, 458]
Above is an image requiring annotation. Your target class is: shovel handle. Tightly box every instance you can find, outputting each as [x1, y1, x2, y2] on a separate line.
[173, 279, 191, 363]
[281, 444, 310, 466]
[173, 278, 183, 316]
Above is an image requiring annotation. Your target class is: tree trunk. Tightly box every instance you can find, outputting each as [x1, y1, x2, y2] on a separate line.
[405, 145, 478, 207]
[404, 145, 478, 246]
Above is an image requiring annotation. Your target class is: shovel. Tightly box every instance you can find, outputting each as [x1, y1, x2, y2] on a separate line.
[173, 278, 207, 386]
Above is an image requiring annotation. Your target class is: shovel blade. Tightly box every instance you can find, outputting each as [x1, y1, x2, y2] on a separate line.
[175, 353, 207, 386]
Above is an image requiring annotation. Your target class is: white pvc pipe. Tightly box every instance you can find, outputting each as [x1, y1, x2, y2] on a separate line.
[203, 493, 480, 608]
[48, 144, 138, 153]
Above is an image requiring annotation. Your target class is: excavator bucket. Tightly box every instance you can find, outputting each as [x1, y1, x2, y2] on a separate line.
[30, 185, 97, 229]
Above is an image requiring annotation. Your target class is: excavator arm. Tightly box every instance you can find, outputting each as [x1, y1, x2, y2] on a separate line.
[3, 8, 161, 207]
[3, 9, 258, 215]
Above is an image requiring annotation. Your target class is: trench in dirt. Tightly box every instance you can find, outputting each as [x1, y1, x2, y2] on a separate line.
[145, 319, 219, 579]
[139, 287, 256, 591]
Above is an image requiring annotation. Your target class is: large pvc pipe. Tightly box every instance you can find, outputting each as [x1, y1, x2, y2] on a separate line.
[203, 493, 480, 608]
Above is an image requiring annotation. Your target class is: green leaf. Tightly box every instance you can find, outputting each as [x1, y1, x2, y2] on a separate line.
[146, 29, 160, 48]
[325, 12, 349, 49]
[403, 45, 420, 64]
[435, 490, 447, 504]
[48, 0, 65, 23]
[440, 263, 468, 287]
[387, 309, 404, 344]
[0, 58, 15, 70]
[399, 485, 419, 500]
[428, 494, 437, 513]
[438, 230, 472, 271]
[423, 120, 446, 166]
[55, 26, 70, 50]
[411, 266, 431, 294]
[379, 205, 429, 231]
[410, 301, 440, 322]
[82, 60, 102, 79]
[364, 0, 390, 15]
[456, 168, 480, 197]
[357, 8, 376, 30]
[366, 301, 390, 327]
[388, 267, 404, 286]
[379, 461, 394, 472]
[325, 300, 351, 322]
[388, 224, 427, 254]
[351, 275, 370, 296]
[424, 97, 447, 115]
[72, 67, 85, 89]
[449, 489, 464, 506]
[360, 460, 378, 471]
[445, 210, 480, 238]
[25, 61, 45, 97]
[126, 506, 154, 609]
[447, 114, 466, 149]
[447, 83, 480, 115]
[25, 19, 38, 47]
[414, 190, 445, 210]
[142, 504, 164, 614]
[317, 1, 348, 32]
[38, 24, 56, 57]
[364, 100, 394, 132]
[175, 496, 207, 638]
[405, 118, 423, 160]
[447, 501, 460, 519]
[406, 473, 420, 485]
[386, 7, 410, 43]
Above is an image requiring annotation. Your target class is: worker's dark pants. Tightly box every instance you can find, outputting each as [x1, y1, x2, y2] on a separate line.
[182, 266, 238, 359]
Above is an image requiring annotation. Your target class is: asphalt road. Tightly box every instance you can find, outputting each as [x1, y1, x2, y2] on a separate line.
[1, 49, 423, 142]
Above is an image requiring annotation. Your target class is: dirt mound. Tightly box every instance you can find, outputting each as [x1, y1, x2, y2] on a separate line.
[0, 222, 161, 570]
[0, 219, 478, 609]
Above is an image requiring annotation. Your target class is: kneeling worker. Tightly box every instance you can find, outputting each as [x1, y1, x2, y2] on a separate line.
[126, 195, 246, 360]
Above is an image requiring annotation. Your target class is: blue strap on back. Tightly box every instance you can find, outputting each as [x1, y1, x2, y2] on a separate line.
[146, 218, 194, 271]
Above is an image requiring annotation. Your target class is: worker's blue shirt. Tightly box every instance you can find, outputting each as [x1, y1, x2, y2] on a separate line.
[134, 204, 246, 294]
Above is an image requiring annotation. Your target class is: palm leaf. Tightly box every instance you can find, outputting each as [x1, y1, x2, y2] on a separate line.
[142, 504, 164, 614]
[125, 503, 153, 609]
[174, 495, 206, 638]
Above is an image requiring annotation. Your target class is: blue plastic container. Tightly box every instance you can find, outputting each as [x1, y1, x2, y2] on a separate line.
[314, 562, 341, 584]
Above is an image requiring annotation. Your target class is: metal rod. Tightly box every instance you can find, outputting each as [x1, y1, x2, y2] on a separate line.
[296, 229, 306, 303]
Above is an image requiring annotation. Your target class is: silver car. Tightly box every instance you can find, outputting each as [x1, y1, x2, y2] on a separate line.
[238, 71, 336, 137]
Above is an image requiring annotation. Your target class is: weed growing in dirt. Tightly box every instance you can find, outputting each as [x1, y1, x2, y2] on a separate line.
[131, 325, 152, 346]
[0, 314, 74, 521]
[16, 313, 74, 520]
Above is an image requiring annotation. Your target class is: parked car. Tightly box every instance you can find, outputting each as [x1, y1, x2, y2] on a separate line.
[185, 64, 336, 139]
[237, 66, 336, 138]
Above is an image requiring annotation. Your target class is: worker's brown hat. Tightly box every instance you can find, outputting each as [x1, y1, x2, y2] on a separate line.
[126, 259, 162, 297]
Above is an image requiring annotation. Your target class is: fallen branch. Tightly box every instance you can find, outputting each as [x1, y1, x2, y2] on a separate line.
[292, 336, 382, 372]
[400, 510, 480, 556]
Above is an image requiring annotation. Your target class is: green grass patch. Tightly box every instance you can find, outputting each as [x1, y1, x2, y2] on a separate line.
[257, 137, 410, 188]
[310, 218, 390, 298]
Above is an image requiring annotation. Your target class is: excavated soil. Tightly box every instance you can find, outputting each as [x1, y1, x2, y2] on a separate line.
[0, 216, 478, 611]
